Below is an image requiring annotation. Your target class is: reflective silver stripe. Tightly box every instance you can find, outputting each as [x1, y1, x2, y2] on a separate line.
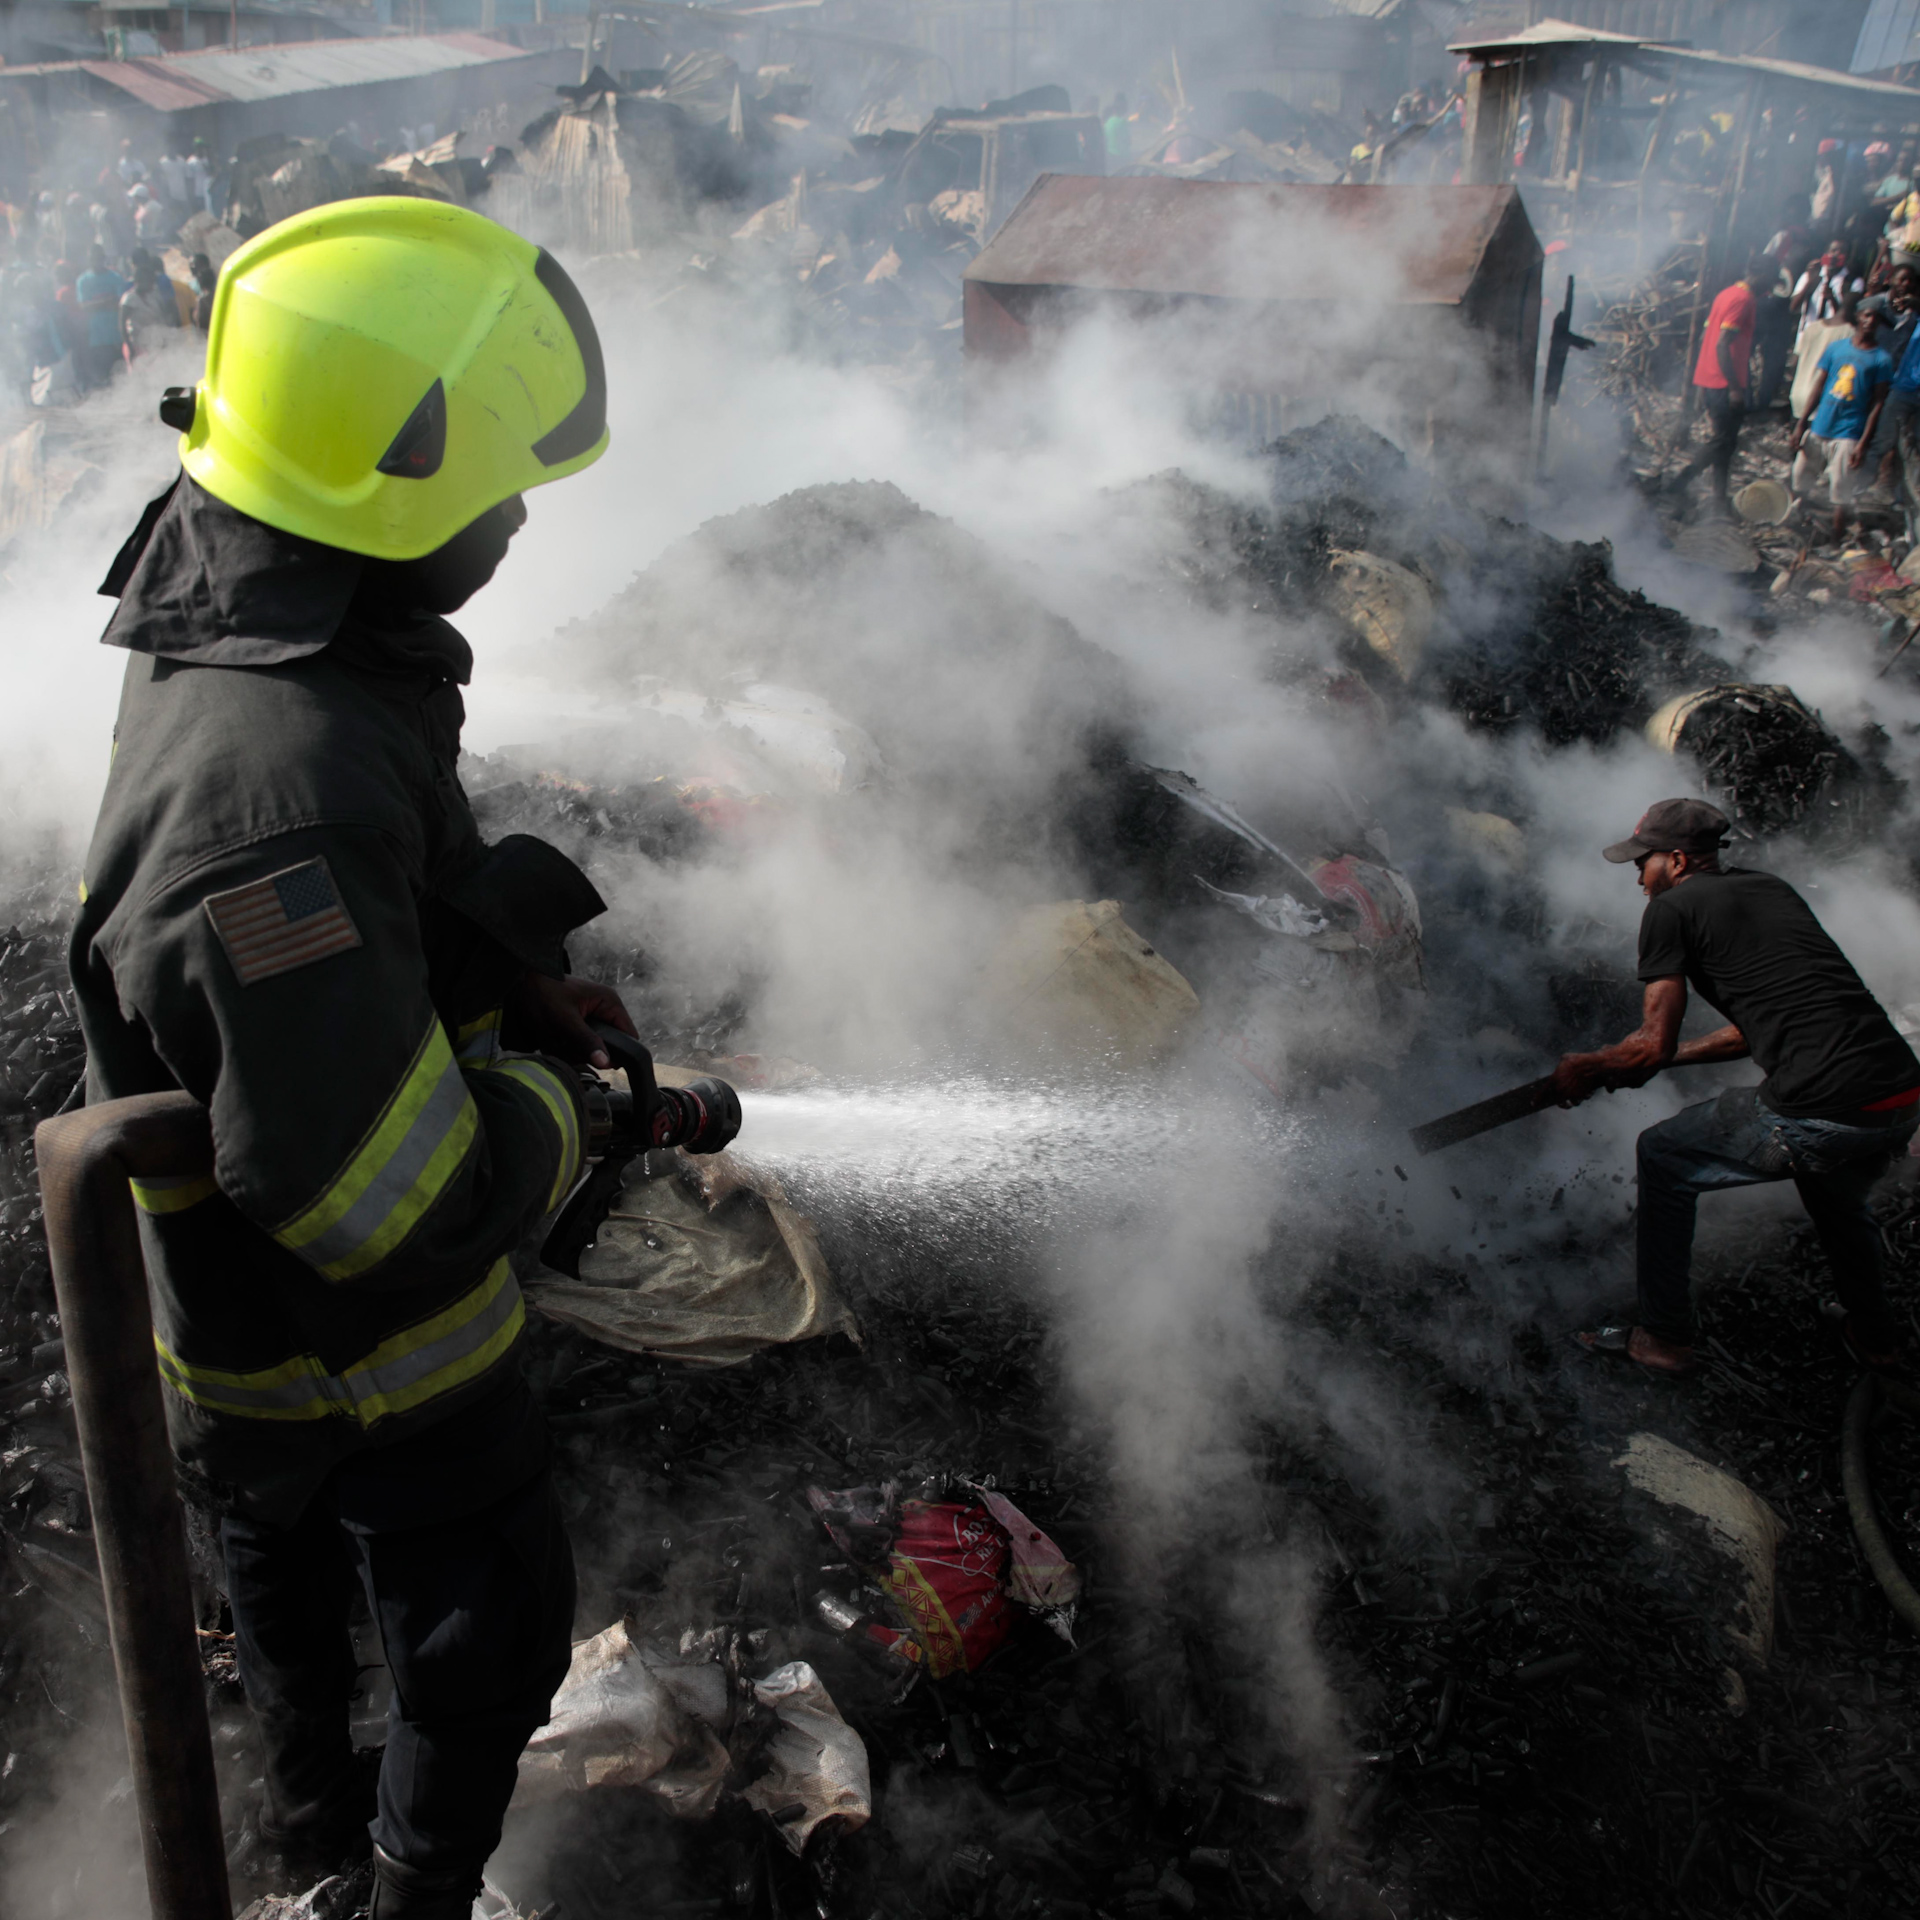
[284, 1030, 478, 1277]
[154, 1260, 523, 1428]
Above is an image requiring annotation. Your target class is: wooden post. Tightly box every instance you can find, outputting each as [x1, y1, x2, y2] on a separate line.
[1570, 49, 1601, 205]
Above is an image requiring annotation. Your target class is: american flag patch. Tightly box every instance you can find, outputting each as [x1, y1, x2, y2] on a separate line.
[205, 858, 362, 987]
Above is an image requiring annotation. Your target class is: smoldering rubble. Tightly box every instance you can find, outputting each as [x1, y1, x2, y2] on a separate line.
[0, 396, 1918, 1920]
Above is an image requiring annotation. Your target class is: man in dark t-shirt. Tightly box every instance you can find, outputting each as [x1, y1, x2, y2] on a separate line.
[1551, 798, 1919, 1376]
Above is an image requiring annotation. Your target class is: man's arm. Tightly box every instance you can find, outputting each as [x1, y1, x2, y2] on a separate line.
[1552, 977, 1692, 1105]
[1672, 1021, 1749, 1066]
[1792, 363, 1830, 449]
[1854, 380, 1892, 465]
[1716, 324, 1745, 394]
[116, 824, 601, 1294]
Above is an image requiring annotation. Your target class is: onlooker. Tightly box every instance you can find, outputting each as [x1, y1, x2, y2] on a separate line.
[1862, 261, 1918, 364]
[1861, 263, 1919, 486]
[131, 181, 171, 247]
[1875, 142, 1916, 218]
[155, 146, 188, 212]
[1812, 138, 1841, 226]
[1792, 237, 1861, 343]
[73, 242, 127, 387]
[1790, 297, 1893, 543]
[1754, 226, 1807, 408]
[185, 139, 213, 215]
[189, 251, 218, 331]
[119, 253, 182, 359]
[114, 138, 146, 189]
[1103, 93, 1131, 164]
[1669, 254, 1766, 512]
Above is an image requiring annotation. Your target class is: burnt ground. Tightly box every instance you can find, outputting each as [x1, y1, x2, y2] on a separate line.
[0, 878, 1915, 1919]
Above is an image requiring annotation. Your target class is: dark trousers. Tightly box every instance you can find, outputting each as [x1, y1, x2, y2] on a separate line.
[1676, 387, 1746, 499]
[1888, 388, 1920, 543]
[1636, 1087, 1917, 1348]
[221, 1467, 575, 1878]
[1755, 296, 1794, 410]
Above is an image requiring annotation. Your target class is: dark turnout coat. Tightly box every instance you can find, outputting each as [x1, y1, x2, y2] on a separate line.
[70, 477, 600, 1522]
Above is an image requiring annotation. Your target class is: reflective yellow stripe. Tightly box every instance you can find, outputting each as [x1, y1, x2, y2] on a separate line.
[131, 1173, 219, 1215]
[154, 1257, 522, 1427]
[454, 1009, 503, 1066]
[275, 1017, 479, 1280]
[475, 1055, 584, 1209]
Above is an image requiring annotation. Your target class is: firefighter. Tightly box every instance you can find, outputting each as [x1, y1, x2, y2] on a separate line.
[70, 200, 618, 1918]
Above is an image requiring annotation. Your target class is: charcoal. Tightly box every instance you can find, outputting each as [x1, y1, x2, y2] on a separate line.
[1424, 533, 1733, 745]
[1665, 684, 1900, 840]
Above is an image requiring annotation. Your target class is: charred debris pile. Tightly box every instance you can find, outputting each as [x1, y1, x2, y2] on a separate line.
[1, 421, 1919, 1918]
[1, 974, 1917, 1919]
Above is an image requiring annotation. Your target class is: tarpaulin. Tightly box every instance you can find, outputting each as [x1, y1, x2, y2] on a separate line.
[529, 1148, 858, 1366]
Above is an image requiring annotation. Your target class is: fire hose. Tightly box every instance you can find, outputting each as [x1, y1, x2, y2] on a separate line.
[1842, 1371, 1920, 1636]
[33, 1092, 231, 1920]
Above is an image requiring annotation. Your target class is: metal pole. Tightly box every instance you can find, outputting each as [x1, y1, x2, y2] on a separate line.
[35, 1092, 230, 1920]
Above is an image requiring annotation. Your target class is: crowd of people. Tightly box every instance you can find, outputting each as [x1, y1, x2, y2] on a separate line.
[0, 134, 228, 404]
[1666, 121, 1920, 545]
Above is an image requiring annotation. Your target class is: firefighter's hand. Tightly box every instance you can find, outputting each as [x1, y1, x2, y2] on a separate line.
[505, 973, 636, 1068]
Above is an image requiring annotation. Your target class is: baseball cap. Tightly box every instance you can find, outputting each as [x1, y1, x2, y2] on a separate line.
[1602, 798, 1731, 864]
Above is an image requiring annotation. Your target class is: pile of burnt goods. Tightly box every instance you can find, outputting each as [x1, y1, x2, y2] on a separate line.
[1418, 527, 1731, 746]
[541, 477, 1132, 826]
[1647, 683, 1903, 843]
[1248, 420, 1734, 748]
[493, 474, 1426, 1089]
[1165, 414, 1900, 845]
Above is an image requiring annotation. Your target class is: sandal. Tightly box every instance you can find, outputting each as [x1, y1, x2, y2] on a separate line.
[1575, 1323, 1699, 1377]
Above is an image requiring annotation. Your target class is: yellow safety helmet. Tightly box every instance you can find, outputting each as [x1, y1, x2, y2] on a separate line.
[163, 197, 608, 560]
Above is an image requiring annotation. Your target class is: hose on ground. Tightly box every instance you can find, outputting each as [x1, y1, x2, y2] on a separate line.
[1842, 1372, 1920, 1635]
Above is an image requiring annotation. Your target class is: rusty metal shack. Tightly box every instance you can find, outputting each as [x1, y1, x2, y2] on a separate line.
[962, 174, 1543, 441]
[1450, 19, 1920, 252]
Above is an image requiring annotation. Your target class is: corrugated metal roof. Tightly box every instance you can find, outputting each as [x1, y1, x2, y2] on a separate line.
[1855, 0, 1920, 74]
[151, 31, 531, 103]
[963, 176, 1530, 307]
[7, 32, 538, 111]
[1450, 19, 1920, 103]
[1447, 19, 1646, 54]
[80, 58, 229, 112]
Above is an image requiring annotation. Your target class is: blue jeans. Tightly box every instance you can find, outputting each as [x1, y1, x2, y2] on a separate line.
[1636, 1087, 1917, 1347]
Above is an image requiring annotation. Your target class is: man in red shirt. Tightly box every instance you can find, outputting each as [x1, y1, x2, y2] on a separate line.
[1669, 254, 1768, 511]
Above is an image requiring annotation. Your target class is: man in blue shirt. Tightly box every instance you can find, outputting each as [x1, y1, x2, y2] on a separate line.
[72, 243, 127, 389]
[1790, 297, 1893, 544]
